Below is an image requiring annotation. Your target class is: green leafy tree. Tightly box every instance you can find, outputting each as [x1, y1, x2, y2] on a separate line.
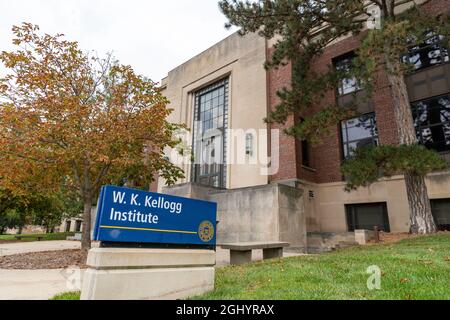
[28, 185, 83, 233]
[220, 0, 450, 234]
[0, 189, 27, 234]
[0, 209, 22, 234]
[0, 186, 81, 235]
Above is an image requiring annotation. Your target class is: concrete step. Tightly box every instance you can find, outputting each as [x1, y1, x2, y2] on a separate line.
[330, 235, 357, 243]
[306, 247, 334, 254]
[334, 241, 360, 250]
[307, 237, 326, 246]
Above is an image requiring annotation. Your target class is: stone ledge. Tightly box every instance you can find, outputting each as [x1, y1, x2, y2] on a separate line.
[86, 248, 216, 269]
[81, 267, 215, 300]
[221, 242, 290, 251]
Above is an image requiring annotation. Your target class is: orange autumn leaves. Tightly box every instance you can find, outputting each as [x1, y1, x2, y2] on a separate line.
[0, 23, 184, 198]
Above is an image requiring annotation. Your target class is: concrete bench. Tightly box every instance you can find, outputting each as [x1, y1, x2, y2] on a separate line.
[221, 242, 290, 265]
[15, 236, 44, 241]
[67, 233, 82, 241]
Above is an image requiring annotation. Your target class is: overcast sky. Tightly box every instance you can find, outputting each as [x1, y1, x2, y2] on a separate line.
[0, 0, 237, 82]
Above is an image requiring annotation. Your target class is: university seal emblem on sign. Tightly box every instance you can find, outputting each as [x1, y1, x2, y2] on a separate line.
[198, 221, 215, 243]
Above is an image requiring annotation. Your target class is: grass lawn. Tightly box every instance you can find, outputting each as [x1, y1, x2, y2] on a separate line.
[51, 291, 81, 300]
[0, 232, 75, 242]
[196, 234, 450, 300]
[51, 234, 450, 300]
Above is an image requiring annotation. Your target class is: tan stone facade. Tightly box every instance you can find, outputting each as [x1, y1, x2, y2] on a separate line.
[301, 172, 450, 233]
[159, 0, 450, 235]
[159, 32, 269, 191]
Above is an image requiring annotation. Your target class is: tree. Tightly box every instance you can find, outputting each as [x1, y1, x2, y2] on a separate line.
[28, 184, 83, 233]
[0, 189, 28, 234]
[0, 23, 185, 252]
[0, 187, 77, 234]
[220, 0, 450, 234]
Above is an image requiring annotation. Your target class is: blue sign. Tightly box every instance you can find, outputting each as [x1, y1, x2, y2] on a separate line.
[93, 186, 217, 247]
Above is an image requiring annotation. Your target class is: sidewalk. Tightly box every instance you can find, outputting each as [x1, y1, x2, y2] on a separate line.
[0, 269, 84, 300]
[0, 241, 80, 257]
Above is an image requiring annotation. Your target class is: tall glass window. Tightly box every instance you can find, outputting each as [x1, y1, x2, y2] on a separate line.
[192, 78, 229, 188]
[412, 94, 450, 153]
[334, 52, 361, 96]
[403, 33, 449, 72]
[341, 113, 379, 159]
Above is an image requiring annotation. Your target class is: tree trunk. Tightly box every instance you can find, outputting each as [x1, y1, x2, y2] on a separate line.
[0, 227, 5, 235]
[386, 58, 437, 234]
[404, 172, 437, 234]
[81, 195, 92, 253]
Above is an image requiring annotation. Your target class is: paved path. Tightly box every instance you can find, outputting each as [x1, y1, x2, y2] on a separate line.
[0, 241, 80, 257]
[0, 269, 84, 300]
[0, 241, 83, 300]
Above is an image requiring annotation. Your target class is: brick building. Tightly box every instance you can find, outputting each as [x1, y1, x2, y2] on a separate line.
[156, 0, 450, 249]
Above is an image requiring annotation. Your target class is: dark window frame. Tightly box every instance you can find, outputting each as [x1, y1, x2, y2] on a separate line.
[65, 221, 71, 233]
[411, 93, 450, 154]
[191, 78, 229, 189]
[333, 51, 361, 96]
[403, 33, 449, 73]
[298, 117, 312, 168]
[430, 198, 450, 231]
[340, 112, 379, 160]
[301, 139, 311, 168]
[75, 220, 82, 233]
[346, 202, 391, 232]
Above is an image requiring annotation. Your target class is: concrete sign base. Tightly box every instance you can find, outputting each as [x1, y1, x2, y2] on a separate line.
[81, 248, 216, 300]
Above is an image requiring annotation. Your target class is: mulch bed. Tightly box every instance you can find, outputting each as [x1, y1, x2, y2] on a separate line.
[0, 250, 88, 270]
[370, 231, 449, 244]
[0, 241, 21, 244]
[379, 232, 417, 243]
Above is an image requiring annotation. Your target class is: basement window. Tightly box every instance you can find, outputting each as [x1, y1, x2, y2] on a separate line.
[346, 203, 391, 232]
[431, 199, 450, 231]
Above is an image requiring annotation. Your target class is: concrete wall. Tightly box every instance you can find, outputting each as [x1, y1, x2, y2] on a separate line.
[210, 185, 280, 244]
[163, 183, 306, 250]
[159, 32, 269, 191]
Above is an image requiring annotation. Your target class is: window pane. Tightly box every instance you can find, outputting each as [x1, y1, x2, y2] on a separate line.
[334, 53, 360, 96]
[412, 94, 450, 153]
[341, 78, 358, 95]
[341, 113, 378, 159]
[404, 34, 449, 72]
[344, 142, 358, 159]
[302, 140, 310, 167]
[345, 118, 377, 141]
[431, 199, 450, 231]
[193, 80, 228, 189]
